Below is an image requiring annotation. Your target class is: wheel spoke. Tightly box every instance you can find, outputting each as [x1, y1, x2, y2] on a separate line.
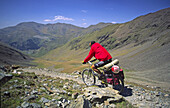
[82, 69, 96, 86]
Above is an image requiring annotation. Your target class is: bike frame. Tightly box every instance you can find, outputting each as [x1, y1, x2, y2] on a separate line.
[87, 61, 108, 84]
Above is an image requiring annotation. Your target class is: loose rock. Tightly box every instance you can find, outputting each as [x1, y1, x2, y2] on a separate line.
[72, 92, 79, 99]
[40, 97, 50, 103]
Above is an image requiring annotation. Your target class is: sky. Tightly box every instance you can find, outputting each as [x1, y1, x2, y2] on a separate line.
[0, 0, 170, 29]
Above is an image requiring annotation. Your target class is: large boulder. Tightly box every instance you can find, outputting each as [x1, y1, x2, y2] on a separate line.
[83, 87, 123, 106]
[0, 71, 13, 86]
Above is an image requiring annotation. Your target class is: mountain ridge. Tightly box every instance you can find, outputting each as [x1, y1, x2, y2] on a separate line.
[0, 22, 111, 56]
[67, 7, 170, 50]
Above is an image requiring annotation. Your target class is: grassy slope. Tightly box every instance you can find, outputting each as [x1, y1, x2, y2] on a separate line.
[34, 43, 89, 73]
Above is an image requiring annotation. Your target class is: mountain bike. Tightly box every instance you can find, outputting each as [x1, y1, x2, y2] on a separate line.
[82, 59, 124, 93]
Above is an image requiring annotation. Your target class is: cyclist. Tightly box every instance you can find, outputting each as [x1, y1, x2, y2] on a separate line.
[82, 41, 112, 79]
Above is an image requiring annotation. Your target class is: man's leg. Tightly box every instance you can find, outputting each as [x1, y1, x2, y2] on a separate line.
[92, 64, 105, 80]
[91, 64, 101, 74]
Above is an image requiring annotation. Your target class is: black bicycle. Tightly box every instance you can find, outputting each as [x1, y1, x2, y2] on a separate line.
[82, 59, 124, 93]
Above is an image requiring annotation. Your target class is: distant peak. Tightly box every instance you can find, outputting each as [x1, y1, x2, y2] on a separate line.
[17, 22, 43, 26]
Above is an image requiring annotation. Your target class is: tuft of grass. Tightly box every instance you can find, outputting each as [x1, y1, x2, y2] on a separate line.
[115, 100, 135, 108]
[2, 97, 24, 108]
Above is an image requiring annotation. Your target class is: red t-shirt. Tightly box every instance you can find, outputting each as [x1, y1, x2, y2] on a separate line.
[84, 43, 112, 62]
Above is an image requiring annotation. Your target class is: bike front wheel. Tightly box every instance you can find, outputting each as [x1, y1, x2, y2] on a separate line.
[82, 68, 96, 86]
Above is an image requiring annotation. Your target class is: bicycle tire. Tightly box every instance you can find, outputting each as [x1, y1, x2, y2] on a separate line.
[112, 75, 124, 94]
[119, 77, 124, 93]
[82, 68, 96, 86]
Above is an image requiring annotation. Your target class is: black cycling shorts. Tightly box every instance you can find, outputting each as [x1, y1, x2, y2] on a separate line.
[94, 59, 112, 68]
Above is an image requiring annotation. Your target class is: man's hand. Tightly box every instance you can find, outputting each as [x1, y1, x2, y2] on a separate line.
[82, 61, 86, 64]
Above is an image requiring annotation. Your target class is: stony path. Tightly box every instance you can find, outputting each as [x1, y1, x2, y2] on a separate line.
[21, 67, 103, 85]
[21, 67, 84, 84]
[20, 67, 170, 108]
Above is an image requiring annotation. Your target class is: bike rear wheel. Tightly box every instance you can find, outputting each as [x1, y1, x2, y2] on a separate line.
[82, 68, 96, 86]
[113, 76, 124, 94]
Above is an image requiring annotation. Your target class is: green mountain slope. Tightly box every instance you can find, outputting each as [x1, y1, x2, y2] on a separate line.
[67, 8, 170, 50]
[0, 22, 111, 57]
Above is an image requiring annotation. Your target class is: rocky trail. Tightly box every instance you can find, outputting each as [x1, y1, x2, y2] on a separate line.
[1, 66, 170, 108]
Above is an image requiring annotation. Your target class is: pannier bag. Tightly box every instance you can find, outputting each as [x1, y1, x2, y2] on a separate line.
[105, 68, 125, 85]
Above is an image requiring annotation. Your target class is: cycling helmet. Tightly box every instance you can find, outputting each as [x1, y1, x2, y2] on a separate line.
[111, 65, 120, 73]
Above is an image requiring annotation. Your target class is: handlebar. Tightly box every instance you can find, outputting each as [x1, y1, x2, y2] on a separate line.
[88, 59, 97, 66]
[82, 59, 97, 66]
[89, 58, 97, 62]
[88, 61, 93, 66]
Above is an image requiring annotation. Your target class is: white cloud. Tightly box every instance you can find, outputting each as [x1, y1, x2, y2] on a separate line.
[111, 21, 117, 24]
[44, 15, 74, 22]
[82, 19, 86, 21]
[82, 23, 87, 25]
[44, 19, 52, 22]
[53, 16, 74, 21]
[81, 10, 87, 13]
